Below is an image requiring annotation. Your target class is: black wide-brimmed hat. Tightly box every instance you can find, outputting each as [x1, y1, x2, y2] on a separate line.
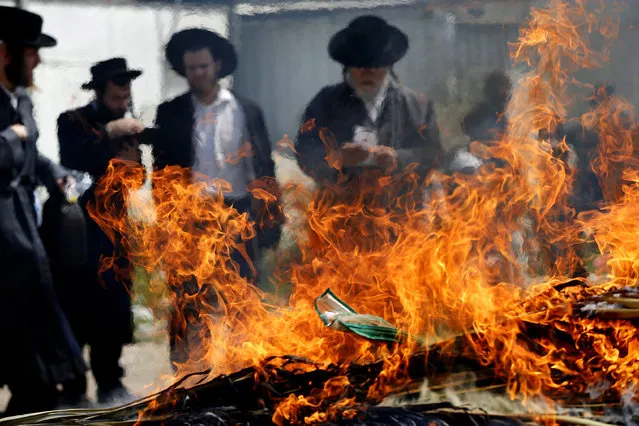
[329, 15, 408, 68]
[165, 28, 237, 78]
[81, 57, 142, 90]
[0, 6, 56, 48]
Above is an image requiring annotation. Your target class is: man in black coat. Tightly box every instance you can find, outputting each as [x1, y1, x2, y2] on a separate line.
[296, 16, 441, 187]
[294, 16, 443, 226]
[153, 28, 283, 369]
[56, 58, 145, 405]
[0, 6, 86, 416]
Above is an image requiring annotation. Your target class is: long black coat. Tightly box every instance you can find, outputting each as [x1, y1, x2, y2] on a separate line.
[56, 102, 134, 345]
[0, 87, 86, 388]
[295, 81, 442, 184]
[153, 91, 281, 249]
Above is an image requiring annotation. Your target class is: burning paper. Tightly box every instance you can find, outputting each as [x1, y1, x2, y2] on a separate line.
[315, 288, 404, 343]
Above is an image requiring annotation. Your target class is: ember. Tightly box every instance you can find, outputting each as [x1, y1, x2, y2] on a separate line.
[11, 0, 639, 424]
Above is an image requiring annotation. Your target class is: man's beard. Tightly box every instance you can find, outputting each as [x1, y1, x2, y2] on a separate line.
[354, 87, 379, 102]
[346, 70, 388, 102]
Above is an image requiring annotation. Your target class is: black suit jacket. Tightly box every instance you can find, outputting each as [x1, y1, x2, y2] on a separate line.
[153, 91, 282, 248]
[0, 88, 64, 192]
[57, 102, 120, 180]
[295, 81, 442, 184]
[153, 91, 275, 181]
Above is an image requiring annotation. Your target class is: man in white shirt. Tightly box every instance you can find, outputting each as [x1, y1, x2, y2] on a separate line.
[191, 83, 251, 199]
[153, 28, 283, 369]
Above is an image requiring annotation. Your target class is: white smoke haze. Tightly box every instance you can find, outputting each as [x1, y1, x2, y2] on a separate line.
[596, 385, 639, 426]
[127, 144, 157, 224]
[378, 375, 629, 425]
[380, 375, 554, 415]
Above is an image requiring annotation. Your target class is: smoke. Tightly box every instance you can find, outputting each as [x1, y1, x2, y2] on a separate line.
[126, 144, 156, 224]
[379, 375, 555, 417]
[598, 384, 639, 425]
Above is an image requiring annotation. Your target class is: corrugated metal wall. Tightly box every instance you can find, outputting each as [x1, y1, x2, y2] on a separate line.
[233, 5, 521, 144]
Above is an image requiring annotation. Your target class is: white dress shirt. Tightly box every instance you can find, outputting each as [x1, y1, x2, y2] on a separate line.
[351, 75, 391, 166]
[192, 88, 251, 199]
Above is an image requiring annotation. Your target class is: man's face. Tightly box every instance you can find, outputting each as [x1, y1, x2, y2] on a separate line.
[348, 67, 389, 100]
[101, 81, 131, 118]
[2, 44, 40, 88]
[183, 48, 221, 94]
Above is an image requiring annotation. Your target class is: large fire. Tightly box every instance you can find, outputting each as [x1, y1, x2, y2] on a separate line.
[87, 0, 639, 423]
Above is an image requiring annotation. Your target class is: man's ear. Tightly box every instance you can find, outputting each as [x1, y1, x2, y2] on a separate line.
[214, 60, 222, 74]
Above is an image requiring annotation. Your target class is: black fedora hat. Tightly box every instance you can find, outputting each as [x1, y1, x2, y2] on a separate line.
[81, 57, 142, 90]
[329, 15, 408, 68]
[0, 6, 56, 48]
[165, 28, 237, 78]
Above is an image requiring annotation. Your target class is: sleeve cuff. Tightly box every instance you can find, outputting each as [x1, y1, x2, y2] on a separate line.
[0, 127, 25, 167]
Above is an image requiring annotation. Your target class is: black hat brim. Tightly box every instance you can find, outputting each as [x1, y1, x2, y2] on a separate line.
[22, 33, 57, 48]
[81, 69, 143, 90]
[165, 29, 237, 78]
[328, 24, 408, 68]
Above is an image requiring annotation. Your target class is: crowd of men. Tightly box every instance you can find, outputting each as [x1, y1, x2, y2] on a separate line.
[0, 5, 609, 417]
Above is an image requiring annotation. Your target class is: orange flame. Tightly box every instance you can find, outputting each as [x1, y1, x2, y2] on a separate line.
[87, 0, 639, 423]
[272, 376, 358, 425]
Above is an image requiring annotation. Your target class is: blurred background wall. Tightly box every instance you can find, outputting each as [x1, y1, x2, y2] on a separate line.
[3, 0, 639, 161]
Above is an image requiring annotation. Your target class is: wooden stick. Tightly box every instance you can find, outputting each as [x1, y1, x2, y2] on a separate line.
[601, 297, 639, 309]
[589, 308, 639, 319]
[453, 383, 508, 394]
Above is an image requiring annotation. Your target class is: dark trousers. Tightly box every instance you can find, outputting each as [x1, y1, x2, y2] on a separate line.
[55, 188, 132, 404]
[61, 340, 125, 400]
[52, 257, 130, 404]
[169, 196, 257, 371]
[4, 384, 58, 417]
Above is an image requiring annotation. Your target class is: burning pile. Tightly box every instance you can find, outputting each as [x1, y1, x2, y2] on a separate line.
[13, 0, 639, 425]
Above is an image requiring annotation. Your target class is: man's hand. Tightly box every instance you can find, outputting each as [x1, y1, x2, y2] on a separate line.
[372, 145, 398, 170]
[10, 124, 28, 141]
[56, 175, 77, 200]
[105, 118, 145, 139]
[340, 143, 371, 167]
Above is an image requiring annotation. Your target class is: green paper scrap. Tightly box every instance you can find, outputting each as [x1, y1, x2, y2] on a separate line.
[314, 288, 410, 343]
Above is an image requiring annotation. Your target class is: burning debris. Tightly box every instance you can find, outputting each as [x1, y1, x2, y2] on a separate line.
[5, 0, 639, 424]
[0, 315, 634, 425]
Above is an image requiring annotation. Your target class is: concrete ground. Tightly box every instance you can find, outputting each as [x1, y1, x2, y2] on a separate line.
[0, 339, 172, 411]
